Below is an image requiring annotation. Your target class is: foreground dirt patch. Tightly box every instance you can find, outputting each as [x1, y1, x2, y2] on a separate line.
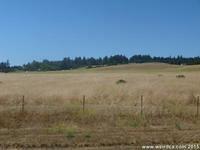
[0, 128, 200, 149]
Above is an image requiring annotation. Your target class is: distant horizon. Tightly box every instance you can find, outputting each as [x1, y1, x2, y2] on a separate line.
[1, 52, 200, 66]
[2, 53, 200, 66]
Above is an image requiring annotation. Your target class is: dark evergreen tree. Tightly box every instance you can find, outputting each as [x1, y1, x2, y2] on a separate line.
[2, 54, 200, 72]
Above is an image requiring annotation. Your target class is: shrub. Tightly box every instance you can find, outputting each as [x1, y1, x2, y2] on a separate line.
[176, 74, 185, 78]
[65, 128, 76, 139]
[48, 123, 76, 139]
[84, 132, 92, 138]
[116, 79, 127, 84]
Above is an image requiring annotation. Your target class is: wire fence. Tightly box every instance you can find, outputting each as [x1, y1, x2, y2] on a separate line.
[0, 95, 199, 118]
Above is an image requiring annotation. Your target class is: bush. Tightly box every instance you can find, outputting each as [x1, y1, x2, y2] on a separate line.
[66, 128, 76, 139]
[116, 79, 127, 84]
[84, 132, 92, 138]
[48, 123, 76, 139]
[176, 74, 185, 78]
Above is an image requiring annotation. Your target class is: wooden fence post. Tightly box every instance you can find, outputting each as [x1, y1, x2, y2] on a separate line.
[83, 95, 85, 113]
[141, 95, 143, 117]
[21, 95, 25, 113]
[197, 96, 199, 118]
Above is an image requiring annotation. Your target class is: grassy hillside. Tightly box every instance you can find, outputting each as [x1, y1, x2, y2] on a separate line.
[0, 63, 200, 148]
[14, 63, 200, 74]
[87, 63, 200, 73]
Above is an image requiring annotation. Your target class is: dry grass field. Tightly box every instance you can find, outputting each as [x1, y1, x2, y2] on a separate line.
[0, 63, 200, 149]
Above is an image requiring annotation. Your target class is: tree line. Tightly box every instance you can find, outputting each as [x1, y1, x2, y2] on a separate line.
[1, 55, 200, 72]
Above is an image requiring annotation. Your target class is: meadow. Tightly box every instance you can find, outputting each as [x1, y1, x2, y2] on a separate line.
[0, 63, 200, 149]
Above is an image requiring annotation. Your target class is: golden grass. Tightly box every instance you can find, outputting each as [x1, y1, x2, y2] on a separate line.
[0, 63, 200, 117]
[0, 63, 200, 147]
[1, 67, 200, 106]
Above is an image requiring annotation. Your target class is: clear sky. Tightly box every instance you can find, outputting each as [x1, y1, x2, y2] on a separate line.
[0, 0, 200, 65]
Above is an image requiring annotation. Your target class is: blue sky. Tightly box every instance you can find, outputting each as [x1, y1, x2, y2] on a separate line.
[0, 0, 200, 65]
